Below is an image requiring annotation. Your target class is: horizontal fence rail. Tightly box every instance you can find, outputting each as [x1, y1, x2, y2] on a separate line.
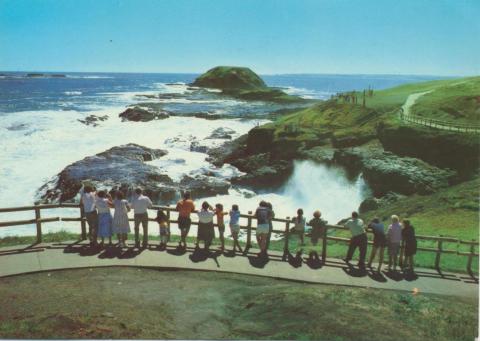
[399, 108, 480, 134]
[0, 203, 478, 274]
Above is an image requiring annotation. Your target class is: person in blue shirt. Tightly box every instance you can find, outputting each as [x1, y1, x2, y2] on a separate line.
[229, 204, 242, 253]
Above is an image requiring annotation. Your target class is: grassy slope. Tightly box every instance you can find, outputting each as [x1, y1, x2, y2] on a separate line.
[411, 76, 480, 123]
[267, 76, 479, 141]
[0, 268, 477, 340]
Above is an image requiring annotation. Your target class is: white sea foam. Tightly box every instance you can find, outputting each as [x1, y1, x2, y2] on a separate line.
[0, 106, 267, 237]
[63, 91, 82, 95]
[281, 86, 332, 100]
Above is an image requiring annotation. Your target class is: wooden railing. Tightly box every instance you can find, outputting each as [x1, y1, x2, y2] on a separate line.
[0, 204, 478, 274]
[399, 108, 480, 134]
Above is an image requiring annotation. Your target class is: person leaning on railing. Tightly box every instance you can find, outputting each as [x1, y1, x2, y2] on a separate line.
[176, 192, 195, 250]
[131, 188, 153, 249]
[387, 215, 402, 272]
[79, 185, 98, 246]
[366, 217, 386, 272]
[343, 211, 368, 270]
[255, 201, 272, 257]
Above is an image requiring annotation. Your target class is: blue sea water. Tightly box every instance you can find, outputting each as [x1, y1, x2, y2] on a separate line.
[0, 71, 444, 114]
[0, 72, 446, 237]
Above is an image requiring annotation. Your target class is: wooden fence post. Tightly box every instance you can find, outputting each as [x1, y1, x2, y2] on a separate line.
[399, 240, 405, 268]
[34, 204, 42, 243]
[282, 217, 291, 261]
[467, 239, 475, 274]
[166, 206, 171, 243]
[80, 205, 87, 240]
[435, 238, 443, 270]
[321, 225, 328, 264]
[245, 211, 253, 253]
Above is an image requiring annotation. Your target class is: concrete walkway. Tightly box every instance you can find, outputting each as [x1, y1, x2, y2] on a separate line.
[0, 241, 477, 298]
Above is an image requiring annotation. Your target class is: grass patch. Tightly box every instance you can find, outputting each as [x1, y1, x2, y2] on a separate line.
[0, 268, 477, 340]
[411, 77, 480, 124]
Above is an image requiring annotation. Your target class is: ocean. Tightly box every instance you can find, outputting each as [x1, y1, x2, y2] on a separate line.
[0, 72, 444, 237]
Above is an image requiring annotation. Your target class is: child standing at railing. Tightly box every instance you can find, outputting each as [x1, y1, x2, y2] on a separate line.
[229, 204, 242, 253]
[292, 208, 306, 246]
[308, 210, 327, 246]
[156, 209, 169, 248]
[215, 203, 228, 251]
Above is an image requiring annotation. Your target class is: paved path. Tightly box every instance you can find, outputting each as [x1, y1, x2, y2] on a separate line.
[0, 241, 477, 298]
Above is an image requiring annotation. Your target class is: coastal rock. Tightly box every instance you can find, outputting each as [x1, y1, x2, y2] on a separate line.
[230, 155, 293, 188]
[192, 66, 267, 90]
[299, 145, 336, 164]
[179, 175, 230, 198]
[246, 126, 275, 153]
[190, 141, 209, 153]
[119, 106, 169, 122]
[359, 192, 406, 213]
[333, 146, 456, 196]
[77, 114, 109, 127]
[191, 66, 305, 103]
[37, 143, 235, 204]
[207, 127, 235, 140]
[377, 122, 480, 178]
[206, 134, 249, 166]
[37, 144, 177, 203]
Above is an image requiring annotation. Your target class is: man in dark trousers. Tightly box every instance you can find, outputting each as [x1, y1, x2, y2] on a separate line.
[344, 211, 368, 270]
[131, 188, 153, 248]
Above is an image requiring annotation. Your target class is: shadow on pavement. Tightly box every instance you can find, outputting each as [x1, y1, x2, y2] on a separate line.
[248, 254, 270, 269]
[343, 264, 368, 278]
[368, 270, 387, 283]
[118, 247, 144, 259]
[305, 251, 323, 270]
[287, 252, 303, 268]
[383, 270, 404, 281]
[167, 245, 187, 256]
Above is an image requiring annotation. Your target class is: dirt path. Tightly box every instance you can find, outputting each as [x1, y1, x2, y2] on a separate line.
[401, 91, 432, 117]
[400, 90, 480, 133]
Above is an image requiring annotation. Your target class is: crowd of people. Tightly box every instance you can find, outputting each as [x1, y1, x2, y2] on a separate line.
[80, 186, 417, 272]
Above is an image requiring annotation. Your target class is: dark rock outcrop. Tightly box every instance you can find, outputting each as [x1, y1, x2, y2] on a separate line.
[377, 122, 480, 178]
[119, 107, 169, 122]
[207, 127, 235, 140]
[192, 66, 267, 90]
[333, 146, 456, 196]
[77, 114, 109, 127]
[37, 144, 174, 203]
[179, 175, 230, 198]
[359, 192, 407, 214]
[229, 154, 294, 188]
[37, 144, 234, 204]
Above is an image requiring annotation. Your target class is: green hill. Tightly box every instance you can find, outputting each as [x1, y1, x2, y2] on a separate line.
[192, 66, 306, 103]
[410, 77, 480, 124]
[192, 66, 267, 90]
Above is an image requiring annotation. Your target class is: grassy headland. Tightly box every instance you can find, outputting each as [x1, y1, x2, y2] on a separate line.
[220, 75, 479, 273]
[192, 66, 308, 103]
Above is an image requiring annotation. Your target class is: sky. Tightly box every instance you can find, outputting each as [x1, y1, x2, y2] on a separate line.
[0, 0, 479, 75]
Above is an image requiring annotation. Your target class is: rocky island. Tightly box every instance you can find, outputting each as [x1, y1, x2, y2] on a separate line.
[191, 66, 307, 103]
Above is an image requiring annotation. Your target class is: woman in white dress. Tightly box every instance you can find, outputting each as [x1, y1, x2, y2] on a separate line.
[112, 191, 131, 247]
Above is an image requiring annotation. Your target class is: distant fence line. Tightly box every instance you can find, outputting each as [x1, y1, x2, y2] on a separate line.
[399, 108, 480, 134]
[0, 203, 478, 275]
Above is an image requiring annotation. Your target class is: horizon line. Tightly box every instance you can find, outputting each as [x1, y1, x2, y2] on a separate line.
[0, 69, 471, 79]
